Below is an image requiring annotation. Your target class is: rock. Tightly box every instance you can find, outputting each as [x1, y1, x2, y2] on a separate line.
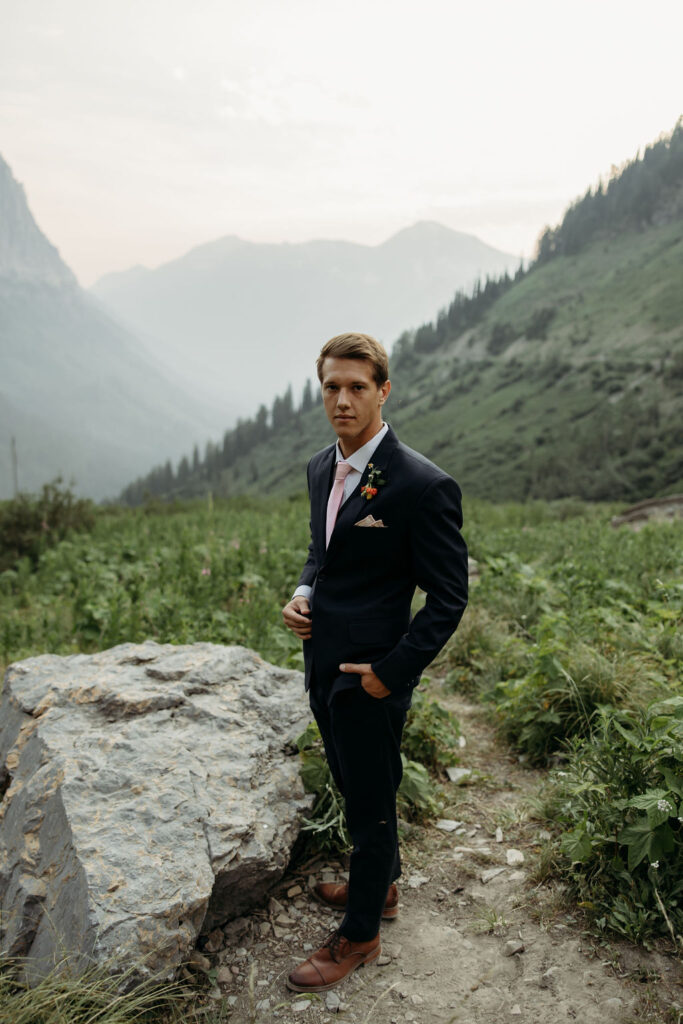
[446, 766, 472, 784]
[189, 951, 212, 972]
[481, 867, 506, 883]
[495, 827, 503, 843]
[216, 966, 233, 985]
[506, 848, 525, 865]
[287, 885, 303, 898]
[410, 993, 424, 1005]
[377, 954, 392, 965]
[435, 819, 463, 832]
[223, 916, 250, 943]
[0, 642, 313, 980]
[325, 990, 341, 1011]
[508, 870, 526, 882]
[407, 873, 430, 888]
[503, 940, 525, 956]
[510, 1004, 522, 1015]
[292, 999, 310, 1012]
[256, 998, 270, 1011]
[540, 967, 559, 990]
[204, 928, 225, 953]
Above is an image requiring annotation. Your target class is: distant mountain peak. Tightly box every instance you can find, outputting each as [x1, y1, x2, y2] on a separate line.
[0, 153, 76, 286]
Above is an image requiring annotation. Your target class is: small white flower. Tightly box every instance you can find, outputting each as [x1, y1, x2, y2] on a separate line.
[556, 771, 567, 777]
[657, 799, 674, 814]
[651, 861, 659, 869]
[679, 817, 683, 824]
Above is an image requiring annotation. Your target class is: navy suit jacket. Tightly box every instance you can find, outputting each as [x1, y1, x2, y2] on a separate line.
[298, 425, 468, 708]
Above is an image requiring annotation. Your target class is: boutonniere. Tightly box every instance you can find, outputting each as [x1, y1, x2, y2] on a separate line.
[361, 463, 387, 500]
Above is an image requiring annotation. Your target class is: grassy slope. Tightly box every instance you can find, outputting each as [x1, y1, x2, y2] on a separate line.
[178, 218, 683, 504]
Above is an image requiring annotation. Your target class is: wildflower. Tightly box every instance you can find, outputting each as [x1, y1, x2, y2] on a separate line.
[657, 799, 674, 814]
[201, 567, 211, 576]
[678, 817, 683, 824]
[651, 861, 659, 869]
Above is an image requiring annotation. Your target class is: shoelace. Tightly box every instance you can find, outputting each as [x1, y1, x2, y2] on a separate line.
[323, 929, 346, 963]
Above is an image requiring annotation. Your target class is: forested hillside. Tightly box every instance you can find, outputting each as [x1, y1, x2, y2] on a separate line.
[121, 121, 683, 506]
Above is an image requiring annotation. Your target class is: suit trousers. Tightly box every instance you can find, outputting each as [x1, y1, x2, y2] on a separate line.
[309, 684, 407, 942]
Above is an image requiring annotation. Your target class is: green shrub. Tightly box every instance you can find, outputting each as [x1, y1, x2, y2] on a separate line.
[440, 605, 528, 696]
[493, 618, 632, 763]
[402, 689, 461, 772]
[0, 479, 96, 572]
[548, 698, 683, 945]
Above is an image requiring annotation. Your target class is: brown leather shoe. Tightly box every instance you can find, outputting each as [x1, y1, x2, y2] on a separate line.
[287, 928, 380, 992]
[314, 881, 399, 920]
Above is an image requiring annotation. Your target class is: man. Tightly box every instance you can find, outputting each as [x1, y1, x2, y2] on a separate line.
[282, 332, 468, 993]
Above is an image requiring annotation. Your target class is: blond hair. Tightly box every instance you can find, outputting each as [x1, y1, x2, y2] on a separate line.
[316, 332, 389, 386]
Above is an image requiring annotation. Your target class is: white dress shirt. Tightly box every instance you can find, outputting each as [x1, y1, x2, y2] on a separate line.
[293, 422, 388, 600]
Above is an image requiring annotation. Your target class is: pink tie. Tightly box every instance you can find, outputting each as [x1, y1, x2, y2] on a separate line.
[325, 461, 353, 547]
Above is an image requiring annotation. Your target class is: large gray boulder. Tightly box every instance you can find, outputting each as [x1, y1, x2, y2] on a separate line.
[0, 642, 313, 980]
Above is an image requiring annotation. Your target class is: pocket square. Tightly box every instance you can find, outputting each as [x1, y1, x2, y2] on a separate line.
[354, 515, 387, 528]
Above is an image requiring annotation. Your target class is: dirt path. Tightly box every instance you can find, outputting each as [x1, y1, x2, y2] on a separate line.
[194, 688, 681, 1024]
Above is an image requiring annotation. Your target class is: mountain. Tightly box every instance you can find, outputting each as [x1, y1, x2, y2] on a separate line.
[0, 154, 217, 500]
[122, 120, 683, 505]
[91, 222, 519, 420]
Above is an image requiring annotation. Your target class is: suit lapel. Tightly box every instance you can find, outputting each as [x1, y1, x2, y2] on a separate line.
[312, 446, 336, 565]
[323, 425, 400, 564]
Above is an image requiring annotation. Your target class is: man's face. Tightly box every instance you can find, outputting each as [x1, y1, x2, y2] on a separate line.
[320, 357, 391, 456]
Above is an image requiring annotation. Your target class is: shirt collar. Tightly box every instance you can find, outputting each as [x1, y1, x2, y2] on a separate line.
[335, 422, 388, 473]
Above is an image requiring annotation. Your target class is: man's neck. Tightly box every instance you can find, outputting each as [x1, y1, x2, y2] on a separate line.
[337, 422, 385, 460]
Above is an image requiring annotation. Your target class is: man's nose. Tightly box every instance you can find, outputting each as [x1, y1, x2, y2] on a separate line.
[336, 389, 351, 408]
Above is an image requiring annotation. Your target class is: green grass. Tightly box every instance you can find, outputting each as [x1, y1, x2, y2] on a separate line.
[2, 492, 682, 952]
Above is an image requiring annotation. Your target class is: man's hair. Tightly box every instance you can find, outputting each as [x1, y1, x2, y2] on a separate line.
[316, 332, 389, 386]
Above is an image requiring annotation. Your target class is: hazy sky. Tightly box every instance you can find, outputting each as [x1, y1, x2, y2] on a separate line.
[2, 0, 681, 286]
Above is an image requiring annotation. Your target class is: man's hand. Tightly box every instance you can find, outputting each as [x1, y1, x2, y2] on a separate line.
[340, 662, 391, 699]
[282, 596, 312, 640]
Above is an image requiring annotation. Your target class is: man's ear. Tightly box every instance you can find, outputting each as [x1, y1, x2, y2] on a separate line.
[379, 379, 391, 404]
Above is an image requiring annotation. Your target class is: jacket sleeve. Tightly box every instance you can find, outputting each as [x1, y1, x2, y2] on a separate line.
[297, 460, 319, 589]
[371, 474, 468, 692]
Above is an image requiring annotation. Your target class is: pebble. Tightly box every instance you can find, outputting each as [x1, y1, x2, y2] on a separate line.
[506, 848, 525, 865]
[256, 998, 270, 1010]
[446, 766, 472, 783]
[377, 954, 392, 966]
[269, 897, 285, 915]
[436, 818, 463, 832]
[189, 951, 211, 972]
[292, 999, 310, 1012]
[407, 873, 430, 888]
[303, 942, 313, 951]
[540, 967, 558, 990]
[288, 884, 303, 897]
[216, 966, 232, 985]
[208, 986, 223, 1000]
[203, 927, 225, 953]
[259, 921, 271, 936]
[509, 870, 526, 882]
[495, 827, 503, 843]
[511, 1004, 522, 1015]
[481, 867, 506, 883]
[504, 939, 525, 956]
[410, 994, 424, 1006]
[227, 995, 237, 1007]
[275, 912, 294, 926]
[231, 965, 240, 976]
[325, 991, 341, 1011]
